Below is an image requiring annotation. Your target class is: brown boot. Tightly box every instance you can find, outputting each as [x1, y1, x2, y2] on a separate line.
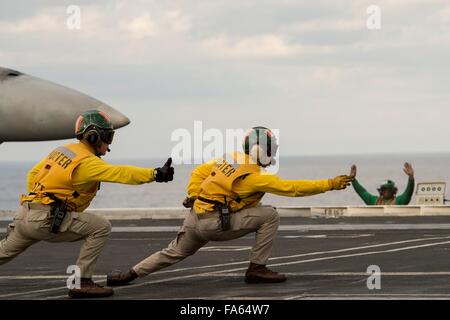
[107, 269, 138, 287]
[68, 278, 114, 298]
[245, 263, 287, 284]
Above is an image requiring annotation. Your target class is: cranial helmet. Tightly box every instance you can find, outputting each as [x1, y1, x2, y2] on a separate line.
[243, 126, 278, 167]
[75, 110, 115, 147]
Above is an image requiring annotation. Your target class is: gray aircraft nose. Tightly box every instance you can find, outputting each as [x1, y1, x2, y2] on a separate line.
[0, 67, 131, 142]
[98, 104, 131, 129]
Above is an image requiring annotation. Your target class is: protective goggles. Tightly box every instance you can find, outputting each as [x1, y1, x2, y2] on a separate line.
[99, 129, 115, 144]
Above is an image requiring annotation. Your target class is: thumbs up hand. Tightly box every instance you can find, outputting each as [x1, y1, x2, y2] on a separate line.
[155, 157, 175, 183]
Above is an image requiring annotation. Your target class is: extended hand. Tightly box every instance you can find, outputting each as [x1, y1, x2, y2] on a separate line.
[403, 162, 414, 178]
[329, 175, 354, 190]
[155, 158, 175, 183]
[350, 164, 357, 179]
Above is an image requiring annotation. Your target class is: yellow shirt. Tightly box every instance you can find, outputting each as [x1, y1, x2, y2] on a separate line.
[28, 157, 155, 192]
[26, 146, 155, 212]
[188, 160, 332, 212]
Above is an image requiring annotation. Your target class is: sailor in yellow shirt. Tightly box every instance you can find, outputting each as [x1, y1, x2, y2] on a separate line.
[0, 110, 174, 299]
[107, 126, 353, 286]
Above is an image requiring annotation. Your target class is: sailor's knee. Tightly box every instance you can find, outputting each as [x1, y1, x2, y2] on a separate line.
[160, 246, 192, 261]
[164, 233, 202, 259]
[263, 206, 279, 222]
[95, 216, 112, 236]
[103, 220, 112, 235]
[0, 239, 21, 260]
[5, 223, 14, 239]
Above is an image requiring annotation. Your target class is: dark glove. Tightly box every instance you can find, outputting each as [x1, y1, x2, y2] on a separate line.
[183, 196, 197, 208]
[155, 158, 174, 183]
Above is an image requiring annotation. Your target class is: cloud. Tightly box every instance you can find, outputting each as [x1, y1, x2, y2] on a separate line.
[1, 0, 450, 161]
[200, 34, 295, 58]
[0, 7, 63, 33]
[118, 10, 191, 39]
[285, 18, 363, 34]
[0, 3, 191, 39]
[200, 33, 339, 59]
[0, 2, 194, 68]
[118, 13, 160, 39]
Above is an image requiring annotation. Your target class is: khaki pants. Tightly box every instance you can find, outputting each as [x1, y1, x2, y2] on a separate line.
[133, 205, 279, 277]
[0, 204, 111, 278]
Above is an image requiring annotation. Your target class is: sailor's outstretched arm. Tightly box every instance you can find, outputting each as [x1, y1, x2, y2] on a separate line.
[244, 173, 353, 197]
[73, 156, 156, 185]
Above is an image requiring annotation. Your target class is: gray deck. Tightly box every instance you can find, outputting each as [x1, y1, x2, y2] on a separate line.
[1, 216, 450, 300]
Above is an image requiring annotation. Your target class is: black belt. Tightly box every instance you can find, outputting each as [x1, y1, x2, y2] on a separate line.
[197, 196, 231, 231]
[197, 196, 223, 207]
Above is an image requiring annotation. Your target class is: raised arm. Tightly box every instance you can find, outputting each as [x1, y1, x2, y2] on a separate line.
[350, 165, 378, 205]
[396, 162, 415, 205]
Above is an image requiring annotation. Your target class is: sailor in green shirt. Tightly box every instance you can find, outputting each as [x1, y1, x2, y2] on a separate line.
[350, 163, 415, 205]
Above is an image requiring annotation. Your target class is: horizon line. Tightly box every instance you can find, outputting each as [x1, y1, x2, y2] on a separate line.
[1, 150, 450, 164]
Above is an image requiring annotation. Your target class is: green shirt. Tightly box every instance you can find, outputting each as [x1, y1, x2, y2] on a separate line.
[352, 178, 415, 205]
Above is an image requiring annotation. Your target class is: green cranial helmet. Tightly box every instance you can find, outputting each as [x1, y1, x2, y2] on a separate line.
[75, 110, 115, 145]
[75, 110, 113, 136]
[379, 180, 396, 190]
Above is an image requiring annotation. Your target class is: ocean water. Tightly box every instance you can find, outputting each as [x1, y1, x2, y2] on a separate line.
[1, 153, 449, 210]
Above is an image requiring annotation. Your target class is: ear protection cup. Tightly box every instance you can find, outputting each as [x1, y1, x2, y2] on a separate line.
[85, 129, 101, 147]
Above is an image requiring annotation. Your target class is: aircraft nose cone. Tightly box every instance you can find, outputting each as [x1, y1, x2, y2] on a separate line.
[98, 104, 131, 129]
[0, 67, 132, 142]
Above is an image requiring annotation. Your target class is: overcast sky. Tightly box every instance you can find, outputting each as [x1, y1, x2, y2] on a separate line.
[1, 0, 449, 162]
